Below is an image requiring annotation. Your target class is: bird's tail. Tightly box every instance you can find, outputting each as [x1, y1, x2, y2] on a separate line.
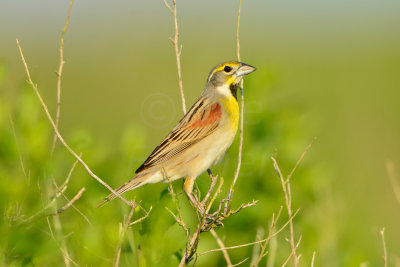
[96, 173, 149, 208]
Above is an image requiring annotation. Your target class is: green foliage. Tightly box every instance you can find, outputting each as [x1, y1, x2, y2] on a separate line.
[0, 58, 321, 266]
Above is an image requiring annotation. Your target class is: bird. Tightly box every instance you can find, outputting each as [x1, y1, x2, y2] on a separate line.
[98, 61, 256, 208]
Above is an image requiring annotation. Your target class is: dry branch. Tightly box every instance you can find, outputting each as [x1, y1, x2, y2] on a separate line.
[114, 205, 136, 267]
[225, 0, 244, 213]
[46, 182, 78, 267]
[210, 229, 233, 266]
[163, 0, 186, 114]
[271, 139, 315, 266]
[198, 208, 299, 257]
[251, 207, 283, 266]
[16, 38, 135, 208]
[51, 0, 74, 155]
[311, 251, 316, 267]
[48, 187, 85, 216]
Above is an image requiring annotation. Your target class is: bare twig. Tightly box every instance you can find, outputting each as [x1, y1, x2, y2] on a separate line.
[57, 188, 92, 225]
[251, 207, 283, 266]
[198, 208, 299, 257]
[163, 0, 186, 113]
[286, 137, 317, 184]
[232, 257, 248, 266]
[46, 183, 77, 267]
[130, 206, 152, 226]
[52, 157, 92, 225]
[271, 139, 315, 267]
[282, 235, 302, 267]
[210, 229, 233, 266]
[59, 154, 81, 192]
[311, 251, 316, 267]
[386, 160, 400, 207]
[48, 188, 85, 216]
[381, 228, 388, 267]
[13, 158, 81, 225]
[16, 39, 133, 207]
[271, 157, 298, 266]
[114, 205, 136, 267]
[225, 0, 244, 213]
[51, 0, 74, 155]
[165, 175, 189, 235]
[236, 0, 242, 62]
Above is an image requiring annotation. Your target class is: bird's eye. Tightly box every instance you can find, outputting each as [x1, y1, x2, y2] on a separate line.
[224, 66, 232, 73]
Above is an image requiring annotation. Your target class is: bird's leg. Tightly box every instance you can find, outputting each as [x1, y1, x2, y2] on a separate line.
[184, 177, 205, 215]
[207, 168, 217, 183]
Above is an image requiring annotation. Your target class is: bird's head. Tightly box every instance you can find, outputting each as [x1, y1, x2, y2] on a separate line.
[205, 61, 256, 99]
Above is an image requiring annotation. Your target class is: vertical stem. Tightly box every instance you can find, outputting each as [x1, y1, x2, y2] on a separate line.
[51, 0, 74, 155]
[164, 0, 186, 114]
[210, 229, 233, 266]
[380, 228, 388, 267]
[226, 0, 244, 212]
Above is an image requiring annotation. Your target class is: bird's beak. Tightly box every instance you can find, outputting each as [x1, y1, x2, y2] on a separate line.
[236, 63, 256, 77]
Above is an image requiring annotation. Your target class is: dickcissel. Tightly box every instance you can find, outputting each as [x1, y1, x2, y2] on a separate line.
[99, 61, 255, 207]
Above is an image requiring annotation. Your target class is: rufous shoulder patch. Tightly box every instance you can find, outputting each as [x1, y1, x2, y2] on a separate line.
[190, 103, 221, 128]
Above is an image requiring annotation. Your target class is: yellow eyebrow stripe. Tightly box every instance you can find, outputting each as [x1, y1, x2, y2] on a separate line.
[208, 61, 241, 80]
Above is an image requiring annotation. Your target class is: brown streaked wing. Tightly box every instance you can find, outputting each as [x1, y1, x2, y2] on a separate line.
[135, 97, 222, 173]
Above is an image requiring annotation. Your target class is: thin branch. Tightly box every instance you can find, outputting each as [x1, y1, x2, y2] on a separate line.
[210, 229, 233, 266]
[163, 0, 186, 113]
[14, 158, 81, 225]
[225, 0, 244, 213]
[271, 157, 298, 266]
[51, 0, 74, 155]
[311, 251, 316, 267]
[130, 206, 152, 226]
[232, 257, 248, 267]
[46, 184, 77, 267]
[252, 207, 283, 266]
[53, 157, 92, 225]
[57, 188, 92, 225]
[48, 188, 85, 216]
[236, 0, 242, 62]
[271, 139, 315, 267]
[60, 154, 81, 192]
[16, 38, 133, 207]
[282, 235, 302, 267]
[286, 137, 317, 183]
[381, 228, 388, 267]
[197, 209, 299, 257]
[114, 205, 136, 267]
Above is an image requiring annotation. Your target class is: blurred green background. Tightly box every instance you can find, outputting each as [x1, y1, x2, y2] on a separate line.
[1, 0, 400, 266]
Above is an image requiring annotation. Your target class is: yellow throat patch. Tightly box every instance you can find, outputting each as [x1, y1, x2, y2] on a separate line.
[219, 95, 239, 130]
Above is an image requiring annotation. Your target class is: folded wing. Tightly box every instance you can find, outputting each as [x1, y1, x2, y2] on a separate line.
[136, 97, 222, 173]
